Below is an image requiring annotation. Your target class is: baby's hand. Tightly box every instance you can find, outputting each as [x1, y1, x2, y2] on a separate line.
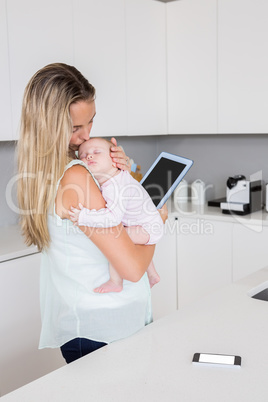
[68, 203, 84, 225]
[158, 203, 168, 224]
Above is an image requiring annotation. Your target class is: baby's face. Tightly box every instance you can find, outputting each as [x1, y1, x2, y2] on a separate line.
[78, 138, 114, 176]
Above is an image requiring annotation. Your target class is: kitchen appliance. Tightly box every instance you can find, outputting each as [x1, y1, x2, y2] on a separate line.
[220, 175, 262, 215]
[191, 179, 206, 205]
[174, 179, 188, 205]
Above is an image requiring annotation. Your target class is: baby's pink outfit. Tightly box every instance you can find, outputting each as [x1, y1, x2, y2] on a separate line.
[78, 170, 163, 244]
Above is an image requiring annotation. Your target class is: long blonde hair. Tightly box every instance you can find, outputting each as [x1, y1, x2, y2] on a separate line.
[17, 63, 95, 251]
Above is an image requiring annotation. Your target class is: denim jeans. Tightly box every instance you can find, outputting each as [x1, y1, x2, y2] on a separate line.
[60, 337, 107, 364]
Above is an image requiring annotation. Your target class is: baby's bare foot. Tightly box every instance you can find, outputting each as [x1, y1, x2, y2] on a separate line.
[148, 272, 160, 288]
[94, 279, 123, 293]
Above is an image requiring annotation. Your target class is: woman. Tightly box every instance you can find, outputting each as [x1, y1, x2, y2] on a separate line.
[17, 63, 166, 364]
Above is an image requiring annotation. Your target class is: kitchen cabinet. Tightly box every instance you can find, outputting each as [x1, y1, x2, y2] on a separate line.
[152, 216, 178, 319]
[74, 0, 167, 138]
[73, 0, 127, 138]
[0, 253, 64, 397]
[2, 0, 167, 141]
[167, 0, 217, 134]
[218, 0, 268, 134]
[6, 0, 74, 140]
[2, 0, 268, 141]
[154, 208, 268, 313]
[152, 215, 233, 316]
[125, 0, 167, 135]
[176, 217, 232, 308]
[0, 0, 12, 141]
[233, 222, 268, 282]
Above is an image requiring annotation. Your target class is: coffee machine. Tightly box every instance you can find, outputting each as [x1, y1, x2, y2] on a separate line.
[220, 175, 263, 215]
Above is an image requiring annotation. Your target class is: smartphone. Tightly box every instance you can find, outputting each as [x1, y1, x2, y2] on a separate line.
[192, 353, 241, 367]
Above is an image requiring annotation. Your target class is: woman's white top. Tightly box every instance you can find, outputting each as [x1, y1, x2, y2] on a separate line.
[39, 160, 152, 349]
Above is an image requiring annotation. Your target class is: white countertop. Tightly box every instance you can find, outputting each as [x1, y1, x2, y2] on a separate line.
[2, 267, 268, 402]
[169, 200, 268, 227]
[0, 225, 38, 263]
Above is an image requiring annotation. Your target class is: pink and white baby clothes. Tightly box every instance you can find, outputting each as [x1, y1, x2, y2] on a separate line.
[78, 170, 163, 245]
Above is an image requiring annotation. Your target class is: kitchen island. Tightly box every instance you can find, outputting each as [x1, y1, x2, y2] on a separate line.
[1, 266, 268, 401]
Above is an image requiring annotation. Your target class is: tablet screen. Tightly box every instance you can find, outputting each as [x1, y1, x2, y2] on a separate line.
[141, 154, 191, 208]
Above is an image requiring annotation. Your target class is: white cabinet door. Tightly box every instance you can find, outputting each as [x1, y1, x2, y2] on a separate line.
[7, 0, 74, 140]
[218, 0, 268, 134]
[177, 218, 232, 308]
[74, 0, 127, 138]
[0, 0, 12, 141]
[233, 223, 268, 282]
[152, 216, 178, 319]
[0, 253, 64, 397]
[125, 0, 167, 135]
[167, 0, 217, 134]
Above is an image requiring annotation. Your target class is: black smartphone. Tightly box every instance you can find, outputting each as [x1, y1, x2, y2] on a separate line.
[192, 353, 241, 367]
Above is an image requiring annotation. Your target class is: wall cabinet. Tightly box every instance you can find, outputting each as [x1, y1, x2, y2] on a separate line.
[125, 0, 167, 135]
[0, 253, 64, 397]
[0, 0, 12, 141]
[2, 0, 167, 141]
[167, 0, 268, 135]
[2, 0, 268, 141]
[218, 0, 268, 134]
[74, 0, 167, 137]
[167, 0, 217, 134]
[6, 0, 74, 140]
[73, 0, 127, 138]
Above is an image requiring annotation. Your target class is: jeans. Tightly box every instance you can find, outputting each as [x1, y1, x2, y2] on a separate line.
[60, 337, 107, 364]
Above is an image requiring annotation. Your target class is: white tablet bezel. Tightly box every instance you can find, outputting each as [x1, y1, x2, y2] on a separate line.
[140, 151, 193, 209]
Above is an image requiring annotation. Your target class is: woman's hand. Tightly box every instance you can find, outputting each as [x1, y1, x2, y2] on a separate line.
[110, 137, 131, 172]
[158, 203, 168, 224]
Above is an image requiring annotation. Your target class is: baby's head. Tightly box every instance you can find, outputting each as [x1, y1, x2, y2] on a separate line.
[78, 138, 117, 182]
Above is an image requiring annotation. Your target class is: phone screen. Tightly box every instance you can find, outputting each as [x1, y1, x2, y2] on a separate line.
[193, 353, 241, 366]
[199, 353, 235, 365]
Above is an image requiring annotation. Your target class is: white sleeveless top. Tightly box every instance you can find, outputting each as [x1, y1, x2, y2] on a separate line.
[39, 160, 152, 349]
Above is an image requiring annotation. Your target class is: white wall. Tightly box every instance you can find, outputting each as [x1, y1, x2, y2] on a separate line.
[156, 134, 268, 201]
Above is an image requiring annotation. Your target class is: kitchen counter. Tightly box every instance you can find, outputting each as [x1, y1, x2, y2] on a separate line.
[0, 225, 38, 263]
[1, 202, 267, 264]
[169, 201, 268, 227]
[2, 266, 268, 401]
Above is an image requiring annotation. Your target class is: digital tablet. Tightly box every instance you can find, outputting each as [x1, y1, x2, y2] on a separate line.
[140, 151, 193, 209]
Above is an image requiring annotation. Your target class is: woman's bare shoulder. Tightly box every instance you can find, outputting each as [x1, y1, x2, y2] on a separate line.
[60, 164, 90, 185]
[56, 164, 105, 218]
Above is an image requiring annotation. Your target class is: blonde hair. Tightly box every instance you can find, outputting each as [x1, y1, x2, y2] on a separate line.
[17, 63, 95, 251]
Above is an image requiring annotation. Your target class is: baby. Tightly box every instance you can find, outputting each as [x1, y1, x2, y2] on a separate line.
[69, 137, 163, 293]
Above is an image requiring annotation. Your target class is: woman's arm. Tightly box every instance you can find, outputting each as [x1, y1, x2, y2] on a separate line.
[56, 165, 155, 282]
